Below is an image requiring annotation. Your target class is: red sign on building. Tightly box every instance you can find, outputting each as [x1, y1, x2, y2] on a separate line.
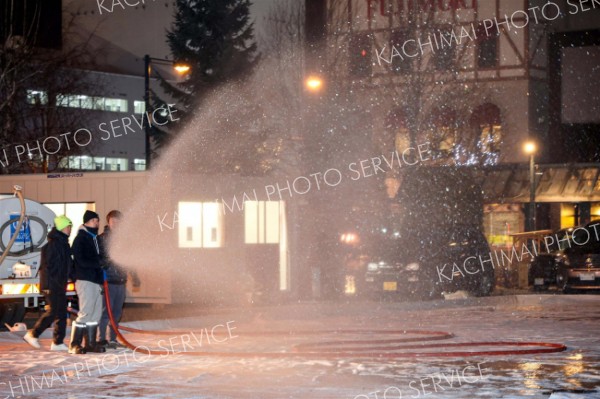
[366, 0, 478, 19]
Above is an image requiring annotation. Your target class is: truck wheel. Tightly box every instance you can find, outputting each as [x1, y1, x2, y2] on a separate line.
[9, 303, 26, 325]
[0, 303, 16, 330]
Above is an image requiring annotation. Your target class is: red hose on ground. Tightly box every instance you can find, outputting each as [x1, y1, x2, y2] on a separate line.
[103, 282, 567, 358]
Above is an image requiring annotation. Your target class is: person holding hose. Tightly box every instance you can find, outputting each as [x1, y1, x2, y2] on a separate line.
[23, 215, 73, 351]
[70, 210, 105, 354]
[98, 210, 140, 349]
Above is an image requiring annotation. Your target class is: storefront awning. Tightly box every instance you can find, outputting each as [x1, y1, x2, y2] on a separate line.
[476, 164, 600, 203]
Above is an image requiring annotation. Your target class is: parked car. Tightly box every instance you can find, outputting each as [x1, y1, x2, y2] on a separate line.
[556, 222, 600, 293]
[362, 225, 494, 300]
[528, 228, 573, 291]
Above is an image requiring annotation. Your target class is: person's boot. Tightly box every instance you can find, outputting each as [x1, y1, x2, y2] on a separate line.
[84, 322, 105, 353]
[69, 323, 87, 354]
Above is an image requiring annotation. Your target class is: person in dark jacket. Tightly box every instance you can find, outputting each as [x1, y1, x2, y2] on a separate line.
[70, 210, 105, 354]
[23, 215, 73, 351]
[98, 210, 140, 348]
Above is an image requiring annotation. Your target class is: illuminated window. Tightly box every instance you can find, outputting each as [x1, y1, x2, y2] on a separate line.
[59, 156, 129, 171]
[26, 90, 48, 105]
[134, 101, 146, 114]
[470, 103, 502, 165]
[561, 203, 576, 229]
[56, 94, 128, 113]
[133, 159, 146, 171]
[426, 107, 457, 158]
[104, 98, 128, 113]
[178, 202, 223, 248]
[43, 202, 95, 244]
[591, 203, 600, 222]
[245, 201, 281, 244]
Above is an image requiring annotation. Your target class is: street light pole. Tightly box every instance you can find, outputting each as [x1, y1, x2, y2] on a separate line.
[142, 55, 190, 171]
[523, 141, 537, 232]
[144, 54, 151, 170]
[529, 151, 535, 231]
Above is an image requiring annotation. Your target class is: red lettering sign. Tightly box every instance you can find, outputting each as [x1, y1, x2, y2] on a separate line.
[366, 0, 477, 19]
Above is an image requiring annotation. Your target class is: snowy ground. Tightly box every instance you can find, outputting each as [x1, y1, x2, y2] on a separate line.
[1, 295, 600, 399]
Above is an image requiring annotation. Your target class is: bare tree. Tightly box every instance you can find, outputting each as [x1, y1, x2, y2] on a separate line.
[0, 2, 103, 174]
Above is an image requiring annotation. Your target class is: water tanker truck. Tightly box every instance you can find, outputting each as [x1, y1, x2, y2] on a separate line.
[0, 186, 77, 329]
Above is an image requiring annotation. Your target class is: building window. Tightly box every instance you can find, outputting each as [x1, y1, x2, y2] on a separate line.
[470, 103, 502, 165]
[476, 24, 499, 68]
[134, 101, 146, 114]
[26, 90, 48, 105]
[244, 201, 281, 244]
[390, 30, 412, 74]
[103, 98, 128, 113]
[56, 94, 128, 113]
[426, 107, 457, 157]
[433, 26, 455, 71]
[43, 202, 95, 244]
[59, 156, 129, 171]
[178, 202, 223, 248]
[591, 203, 600, 222]
[133, 159, 146, 171]
[349, 33, 373, 78]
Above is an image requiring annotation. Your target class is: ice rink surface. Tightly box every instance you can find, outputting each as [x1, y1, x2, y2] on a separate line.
[1, 295, 600, 399]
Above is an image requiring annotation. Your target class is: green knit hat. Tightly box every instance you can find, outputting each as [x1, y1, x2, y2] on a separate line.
[54, 215, 72, 231]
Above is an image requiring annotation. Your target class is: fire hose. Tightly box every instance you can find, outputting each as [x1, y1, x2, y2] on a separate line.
[1, 187, 566, 358]
[0, 186, 26, 266]
[102, 280, 567, 358]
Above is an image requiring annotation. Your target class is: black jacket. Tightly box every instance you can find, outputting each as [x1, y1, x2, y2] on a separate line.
[39, 228, 73, 291]
[99, 227, 128, 284]
[72, 225, 103, 285]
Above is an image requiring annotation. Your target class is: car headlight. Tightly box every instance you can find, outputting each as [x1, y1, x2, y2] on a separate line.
[367, 262, 379, 272]
[555, 254, 569, 266]
[405, 262, 420, 271]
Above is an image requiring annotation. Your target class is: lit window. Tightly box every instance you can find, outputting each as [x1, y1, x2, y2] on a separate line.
[133, 159, 146, 171]
[245, 201, 281, 244]
[78, 95, 93, 109]
[56, 94, 128, 113]
[93, 97, 105, 110]
[105, 157, 128, 171]
[470, 103, 502, 165]
[134, 101, 146, 114]
[426, 107, 457, 158]
[178, 202, 223, 248]
[43, 202, 95, 244]
[104, 98, 128, 113]
[26, 90, 48, 105]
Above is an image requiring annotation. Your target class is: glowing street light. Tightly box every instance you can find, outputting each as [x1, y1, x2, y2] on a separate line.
[173, 62, 191, 75]
[523, 140, 538, 231]
[305, 75, 323, 92]
[144, 55, 191, 169]
[523, 141, 536, 155]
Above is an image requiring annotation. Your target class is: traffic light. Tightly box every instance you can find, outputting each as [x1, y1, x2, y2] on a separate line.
[349, 33, 373, 78]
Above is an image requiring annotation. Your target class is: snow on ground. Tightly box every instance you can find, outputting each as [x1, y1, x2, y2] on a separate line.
[1, 295, 600, 399]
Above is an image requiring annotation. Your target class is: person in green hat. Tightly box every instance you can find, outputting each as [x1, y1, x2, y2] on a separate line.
[24, 215, 73, 351]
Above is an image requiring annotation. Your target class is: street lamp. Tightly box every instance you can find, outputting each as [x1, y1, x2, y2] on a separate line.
[523, 140, 537, 231]
[304, 75, 324, 93]
[143, 55, 190, 169]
